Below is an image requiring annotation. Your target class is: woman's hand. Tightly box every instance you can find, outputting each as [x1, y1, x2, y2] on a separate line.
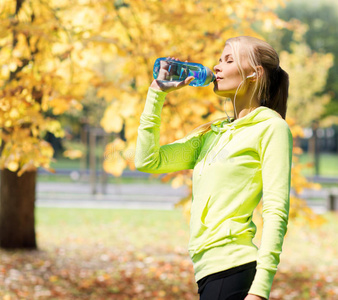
[244, 294, 267, 300]
[150, 57, 195, 93]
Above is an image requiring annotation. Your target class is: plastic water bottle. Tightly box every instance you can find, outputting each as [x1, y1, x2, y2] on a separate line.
[153, 57, 216, 87]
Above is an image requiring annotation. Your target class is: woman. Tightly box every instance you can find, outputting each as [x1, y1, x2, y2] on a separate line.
[135, 36, 293, 300]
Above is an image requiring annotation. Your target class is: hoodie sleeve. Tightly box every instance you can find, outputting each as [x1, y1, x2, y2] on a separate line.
[135, 87, 202, 173]
[249, 118, 293, 299]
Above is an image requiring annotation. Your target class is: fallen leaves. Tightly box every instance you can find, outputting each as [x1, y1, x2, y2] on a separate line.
[1, 209, 337, 299]
[0, 246, 197, 299]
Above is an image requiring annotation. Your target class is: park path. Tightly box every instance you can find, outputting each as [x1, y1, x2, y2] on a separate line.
[35, 180, 332, 213]
[36, 181, 189, 210]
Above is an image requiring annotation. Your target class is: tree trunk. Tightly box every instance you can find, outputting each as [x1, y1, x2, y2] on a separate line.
[0, 169, 37, 249]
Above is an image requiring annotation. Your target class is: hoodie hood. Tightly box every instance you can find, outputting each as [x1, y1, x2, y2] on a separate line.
[210, 106, 282, 133]
[198, 106, 282, 176]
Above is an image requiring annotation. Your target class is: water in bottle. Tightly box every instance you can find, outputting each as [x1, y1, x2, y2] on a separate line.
[153, 57, 215, 87]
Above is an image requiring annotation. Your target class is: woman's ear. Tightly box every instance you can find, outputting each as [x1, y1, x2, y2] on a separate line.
[254, 66, 264, 80]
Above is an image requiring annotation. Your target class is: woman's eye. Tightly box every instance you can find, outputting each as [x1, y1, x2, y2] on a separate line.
[227, 61, 233, 64]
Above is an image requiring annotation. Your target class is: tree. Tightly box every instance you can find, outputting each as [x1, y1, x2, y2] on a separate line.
[279, 42, 333, 127]
[0, 0, 327, 249]
[0, 0, 101, 249]
[98, 0, 326, 226]
[273, 0, 338, 123]
[99, 0, 291, 176]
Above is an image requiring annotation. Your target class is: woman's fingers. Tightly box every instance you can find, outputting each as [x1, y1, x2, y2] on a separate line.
[151, 58, 194, 92]
[184, 76, 195, 85]
[176, 76, 195, 89]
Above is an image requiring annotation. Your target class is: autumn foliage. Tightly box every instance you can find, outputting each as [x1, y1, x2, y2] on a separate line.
[0, 0, 101, 174]
[0, 1, 331, 222]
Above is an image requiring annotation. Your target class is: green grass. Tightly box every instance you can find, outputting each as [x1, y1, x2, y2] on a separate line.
[35, 207, 338, 265]
[1, 207, 336, 299]
[298, 152, 338, 177]
[50, 157, 82, 170]
[36, 207, 190, 250]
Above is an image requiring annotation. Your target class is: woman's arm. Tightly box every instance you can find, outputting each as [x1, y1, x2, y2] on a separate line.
[135, 87, 202, 173]
[245, 295, 266, 300]
[248, 118, 293, 299]
[135, 59, 198, 173]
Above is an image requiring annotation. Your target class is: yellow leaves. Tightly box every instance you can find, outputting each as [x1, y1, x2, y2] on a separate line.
[17, 160, 37, 177]
[120, 95, 138, 118]
[103, 138, 127, 177]
[97, 85, 120, 102]
[290, 125, 304, 139]
[44, 120, 65, 138]
[103, 137, 136, 176]
[1, 65, 10, 78]
[281, 42, 334, 127]
[0, 130, 55, 176]
[49, 275, 59, 283]
[63, 149, 83, 159]
[48, 97, 83, 115]
[288, 117, 324, 225]
[100, 104, 124, 133]
[171, 175, 185, 189]
[9, 108, 20, 119]
[40, 140, 55, 159]
[49, 98, 69, 115]
[289, 195, 326, 227]
[7, 160, 19, 173]
[0, 0, 107, 176]
[100, 92, 139, 134]
[293, 147, 303, 155]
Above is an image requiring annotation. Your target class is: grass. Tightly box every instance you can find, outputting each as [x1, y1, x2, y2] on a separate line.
[35, 207, 338, 274]
[1, 208, 337, 299]
[35, 207, 338, 266]
[35, 208, 190, 250]
[298, 152, 338, 177]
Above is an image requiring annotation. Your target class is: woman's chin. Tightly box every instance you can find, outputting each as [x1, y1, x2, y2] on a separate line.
[213, 87, 230, 97]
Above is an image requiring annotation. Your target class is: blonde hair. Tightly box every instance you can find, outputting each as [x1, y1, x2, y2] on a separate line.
[192, 36, 289, 136]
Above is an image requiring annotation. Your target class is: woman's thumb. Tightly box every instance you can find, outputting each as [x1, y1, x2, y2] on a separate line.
[184, 76, 195, 85]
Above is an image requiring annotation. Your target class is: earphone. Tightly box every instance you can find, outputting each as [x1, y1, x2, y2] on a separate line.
[246, 72, 257, 79]
[232, 72, 257, 120]
[223, 72, 258, 122]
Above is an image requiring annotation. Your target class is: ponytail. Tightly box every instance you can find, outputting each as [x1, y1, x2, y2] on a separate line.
[187, 36, 290, 137]
[261, 66, 289, 119]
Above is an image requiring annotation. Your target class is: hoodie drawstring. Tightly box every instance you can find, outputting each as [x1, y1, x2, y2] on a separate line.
[197, 106, 274, 177]
[199, 131, 222, 176]
[209, 125, 236, 165]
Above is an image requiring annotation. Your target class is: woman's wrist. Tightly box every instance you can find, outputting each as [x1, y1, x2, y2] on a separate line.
[245, 294, 267, 300]
[150, 79, 165, 91]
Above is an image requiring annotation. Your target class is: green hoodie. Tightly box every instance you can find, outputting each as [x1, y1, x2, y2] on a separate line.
[135, 88, 293, 299]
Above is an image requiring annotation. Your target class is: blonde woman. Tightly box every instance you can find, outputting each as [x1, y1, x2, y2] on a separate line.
[135, 36, 293, 300]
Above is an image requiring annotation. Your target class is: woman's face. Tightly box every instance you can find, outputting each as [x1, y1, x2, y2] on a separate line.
[213, 45, 249, 97]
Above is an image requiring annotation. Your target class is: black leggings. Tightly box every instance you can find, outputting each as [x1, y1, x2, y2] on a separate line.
[198, 263, 257, 300]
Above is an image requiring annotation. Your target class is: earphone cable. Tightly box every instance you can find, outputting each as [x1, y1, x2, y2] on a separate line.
[233, 79, 245, 120]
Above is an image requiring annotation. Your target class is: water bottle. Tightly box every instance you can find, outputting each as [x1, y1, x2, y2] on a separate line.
[153, 57, 216, 87]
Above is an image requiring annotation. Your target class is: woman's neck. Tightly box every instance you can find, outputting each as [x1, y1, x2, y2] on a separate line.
[231, 94, 260, 120]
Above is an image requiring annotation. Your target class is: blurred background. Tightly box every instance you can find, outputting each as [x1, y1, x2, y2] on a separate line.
[0, 0, 337, 299]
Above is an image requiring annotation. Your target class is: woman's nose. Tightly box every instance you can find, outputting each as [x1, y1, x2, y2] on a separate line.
[214, 64, 220, 72]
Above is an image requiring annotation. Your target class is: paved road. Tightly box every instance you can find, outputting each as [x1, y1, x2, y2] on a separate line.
[36, 181, 334, 214]
[36, 181, 189, 210]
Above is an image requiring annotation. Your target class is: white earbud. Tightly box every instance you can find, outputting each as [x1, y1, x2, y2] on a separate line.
[246, 72, 257, 79]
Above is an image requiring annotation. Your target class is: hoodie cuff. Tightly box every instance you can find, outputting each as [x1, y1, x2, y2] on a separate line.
[142, 87, 168, 116]
[248, 268, 275, 300]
